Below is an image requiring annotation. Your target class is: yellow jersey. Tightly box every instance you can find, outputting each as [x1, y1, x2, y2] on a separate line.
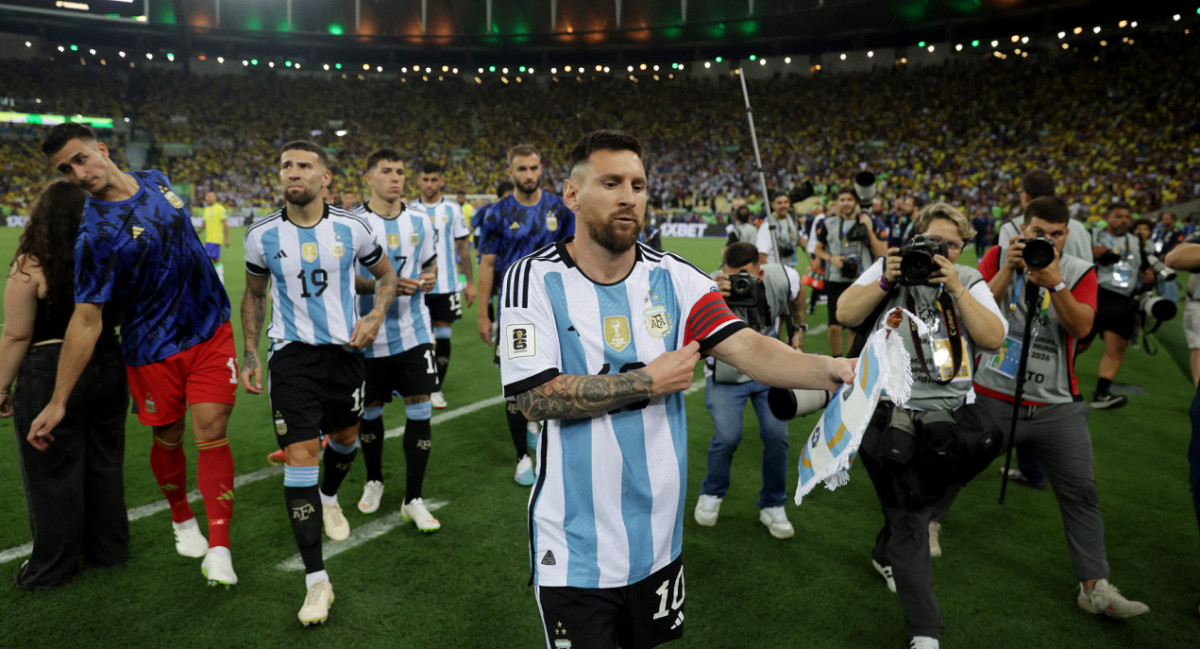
[202, 203, 227, 245]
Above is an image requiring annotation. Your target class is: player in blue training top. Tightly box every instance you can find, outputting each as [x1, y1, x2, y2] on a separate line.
[31, 123, 240, 587]
[240, 140, 396, 626]
[475, 144, 575, 486]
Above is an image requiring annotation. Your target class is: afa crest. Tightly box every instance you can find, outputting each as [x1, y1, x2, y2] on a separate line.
[158, 184, 184, 209]
[546, 211, 559, 232]
[387, 233, 401, 249]
[331, 238, 346, 259]
[644, 306, 673, 339]
[604, 316, 631, 352]
[410, 231, 420, 247]
[301, 243, 318, 263]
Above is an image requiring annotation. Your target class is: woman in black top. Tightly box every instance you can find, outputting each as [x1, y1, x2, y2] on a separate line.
[0, 180, 129, 589]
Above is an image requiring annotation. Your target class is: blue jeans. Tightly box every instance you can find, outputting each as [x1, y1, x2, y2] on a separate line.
[700, 376, 790, 509]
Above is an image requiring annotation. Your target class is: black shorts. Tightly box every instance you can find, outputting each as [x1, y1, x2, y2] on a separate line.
[364, 344, 439, 404]
[1091, 287, 1137, 340]
[536, 556, 685, 649]
[424, 292, 463, 324]
[268, 343, 365, 449]
[825, 281, 854, 327]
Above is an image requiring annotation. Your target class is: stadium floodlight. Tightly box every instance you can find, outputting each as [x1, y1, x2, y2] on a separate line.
[1174, 14, 1181, 21]
[70, 44, 78, 51]
[25, 41, 30, 47]
[501, 67, 508, 74]
[335, 63, 342, 69]
[956, 44, 962, 51]
[639, 63, 647, 70]
[564, 65, 572, 72]
[603, 66, 610, 73]
[119, 51, 125, 57]
[519, 65, 526, 72]
[362, 63, 369, 70]
[748, 54, 757, 61]
[295, 63, 301, 69]
[867, 51, 874, 58]
[324, 64, 330, 70]
[377, 66, 383, 72]
[991, 40, 999, 47]
[335, 129, 348, 137]
[243, 60, 249, 66]
[927, 45, 935, 53]
[1062, 43, 1069, 50]
[552, 67, 558, 74]
[1119, 20, 1128, 28]
[217, 57, 224, 64]
[167, 53, 175, 61]
[146, 53, 153, 60]
[653, 64, 659, 71]
[840, 53, 846, 60]
[971, 40, 980, 47]
[627, 65, 634, 72]
[443, 65, 450, 72]
[1058, 31, 1066, 39]
[57, 45, 64, 52]
[1074, 26, 1083, 34]
[527, 68, 533, 74]
[268, 61, 275, 68]
[251, 58, 258, 65]
[595, 65, 602, 72]
[1093, 26, 1101, 33]
[1021, 36, 1029, 44]
[759, 58, 766, 66]
[704, 61, 711, 68]
[478, 67, 484, 73]
[285, 60, 292, 67]
[89, 48, 96, 55]
[453, 68, 459, 74]
[715, 56, 723, 63]
[784, 57, 791, 64]
[917, 41, 925, 48]
[1011, 35, 1019, 43]
[425, 67, 431, 73]
[1131, 21, 1137, 28]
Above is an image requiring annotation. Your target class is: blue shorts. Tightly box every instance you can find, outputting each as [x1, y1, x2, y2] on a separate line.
[205, 242, 221, 261]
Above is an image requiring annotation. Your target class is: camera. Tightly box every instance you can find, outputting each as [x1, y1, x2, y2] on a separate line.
[898, 235, 949, 286]
[767, 387, 833, 420]
[1018, 236, 1056, 270]
[841, 255, 860, 278]
[789, 181, 815, 205]
[1136, 291, 1177, 322]
[853, 171, 877, 209]
[1146, 254, 1177, 282]
[726, 271, 762, 308]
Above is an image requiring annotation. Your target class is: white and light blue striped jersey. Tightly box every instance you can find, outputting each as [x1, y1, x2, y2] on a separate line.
[499, 240, 745, 589]
[411, 198, 469, 294]
[244, 204, 383, 350]
[353, 204, 437, 358]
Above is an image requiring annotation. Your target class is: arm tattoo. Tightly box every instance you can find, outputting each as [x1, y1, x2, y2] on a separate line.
[240, 279, 267, 364]
[516, 370, 653, 421]
[455, 240, 473, 282]
[373, 270, 398, 312]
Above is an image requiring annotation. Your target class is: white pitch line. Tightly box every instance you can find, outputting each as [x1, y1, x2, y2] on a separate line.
[0, 394, 510, 566]
[275, 498, 448, 571]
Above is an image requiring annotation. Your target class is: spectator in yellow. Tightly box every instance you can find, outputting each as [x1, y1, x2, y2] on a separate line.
[199, 191, 229, 283]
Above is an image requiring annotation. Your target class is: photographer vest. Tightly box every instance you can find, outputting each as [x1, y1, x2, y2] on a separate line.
[822, 215, 875, 283]
[731, 222, 759, 244]
[974, 252, 1094, 404]
[873, 265, 983, 411]
[708, 264, 795, 384]
[757, 216, 799, 265]
[1091, 229, 1140, 296]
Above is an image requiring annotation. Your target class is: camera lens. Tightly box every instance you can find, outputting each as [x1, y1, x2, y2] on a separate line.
[1023, 238, 1055, 270]
[900, 250, 935, 285]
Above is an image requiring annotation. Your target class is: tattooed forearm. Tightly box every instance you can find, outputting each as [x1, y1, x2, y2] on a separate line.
[373, 270, 398, 312]
[355, 275, 376, 294]
[516, 370, 653, 421]
[455, 239, 473, 282]
[240, 275, 268, 361]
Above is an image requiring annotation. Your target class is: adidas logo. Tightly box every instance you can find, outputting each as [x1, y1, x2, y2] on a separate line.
[670, 611, 684, 630]
[273, 250, 288, 259]
[217, 490, 234, 501]
[541, 550, 557, 566]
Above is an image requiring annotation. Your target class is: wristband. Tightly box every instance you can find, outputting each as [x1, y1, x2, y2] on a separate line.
[878, 275, 892, 292]
[1048, 280, 1067, 294]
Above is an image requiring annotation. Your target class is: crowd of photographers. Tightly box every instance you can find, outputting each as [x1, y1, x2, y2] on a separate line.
[707, 168, 1197, 647]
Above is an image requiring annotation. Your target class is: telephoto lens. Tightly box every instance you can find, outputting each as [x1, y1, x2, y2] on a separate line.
[767, 387, 832, 420]
[1021, 236, 1056, 270]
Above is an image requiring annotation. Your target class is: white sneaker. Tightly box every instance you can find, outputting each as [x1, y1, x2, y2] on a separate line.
[759, 506, 795, 539]
[401, 497, 442, 533]
[322, 503, 351, 541]
[298, 580, 335, 626]
[909, 636, 939, 649]
[514, 455, 534, 486]
[872, 559, 897, 593]
[694, 495, 722, 527]
[929, 521, 942, 558]
[358, 480, 384, 514]
[172, 518, 209, 558]
[430, 391, 448, 410]
[201, 546, 237, 588]
[1076, 579, 1150, 619]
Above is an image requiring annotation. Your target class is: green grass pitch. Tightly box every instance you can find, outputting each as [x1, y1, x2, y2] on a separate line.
[0, 231, 1196, 648]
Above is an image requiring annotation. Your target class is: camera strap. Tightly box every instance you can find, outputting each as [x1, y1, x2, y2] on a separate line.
[905, 287, 964, 385]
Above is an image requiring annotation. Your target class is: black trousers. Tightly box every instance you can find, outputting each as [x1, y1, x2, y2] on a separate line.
[13, 342, 129, 589]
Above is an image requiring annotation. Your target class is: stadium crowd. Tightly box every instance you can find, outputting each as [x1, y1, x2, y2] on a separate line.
[0, 32, 1197, 219]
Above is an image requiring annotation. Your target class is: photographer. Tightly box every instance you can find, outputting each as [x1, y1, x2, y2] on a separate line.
[976, 196, 1148, 620]
[837, 203, 1006, 649]
[1165, 238, 1200, 546]
[694, 242, 807, 539]
[756, 192, 800, 266]
[1083, 202, 1155, 409]
[815, 187, 887, 357]
[727, 204, 758, 245]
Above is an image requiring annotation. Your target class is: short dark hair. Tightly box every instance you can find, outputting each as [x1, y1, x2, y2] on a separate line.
[366, 148, 403, 172]
[496, 180, 515, 197]
[1107, 202, 1132, 215]
[837, 187, 857, 199]
[1021, 170, 1055, 200]
[1132, 217, 1155, 232]
[281, 140, 331, 168]
[507, 144, 540, 164]
[421, 161, 444, 175]
[1023, 196, 1070, 225]
[722, 242, 760, 269]
[568, 130, 643, 173]
[42, 122, 97, 157]
[734, 208, 750, 223]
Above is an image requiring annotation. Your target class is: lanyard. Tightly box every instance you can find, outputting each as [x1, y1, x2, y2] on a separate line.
[1009, 272, 1050, 320]
[904, 286, 963, 385]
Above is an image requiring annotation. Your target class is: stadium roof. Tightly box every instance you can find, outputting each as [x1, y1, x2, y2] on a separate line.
[1, 0, 1196, 64]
